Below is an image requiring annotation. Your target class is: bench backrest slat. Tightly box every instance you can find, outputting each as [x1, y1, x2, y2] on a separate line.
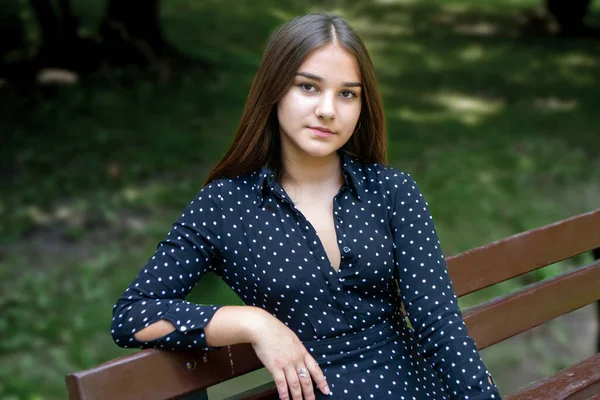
[505, 353, 600, 400]
[462, 259, 600, 350]
[66, 344, 262, 400]
[447, 208, 600, 297]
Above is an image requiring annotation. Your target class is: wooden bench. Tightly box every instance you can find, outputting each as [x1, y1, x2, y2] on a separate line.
[66, 208, 600, 400]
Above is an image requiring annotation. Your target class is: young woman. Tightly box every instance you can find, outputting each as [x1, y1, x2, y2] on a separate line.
[111, 12, 501, 400]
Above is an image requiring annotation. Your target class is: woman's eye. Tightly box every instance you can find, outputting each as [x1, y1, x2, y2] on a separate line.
[341, 90, 356, 98]
[300, 83, 316, 91]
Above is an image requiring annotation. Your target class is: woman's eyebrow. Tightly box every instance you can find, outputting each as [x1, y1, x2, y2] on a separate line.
[295, 72, 362, 87]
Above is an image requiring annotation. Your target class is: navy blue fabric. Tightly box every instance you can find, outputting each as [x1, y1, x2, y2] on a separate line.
[111, 151, 501, 399]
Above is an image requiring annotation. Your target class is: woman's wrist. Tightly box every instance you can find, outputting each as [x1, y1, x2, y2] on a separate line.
[205, 305, 272, 346]
[240, 306, 272, 345]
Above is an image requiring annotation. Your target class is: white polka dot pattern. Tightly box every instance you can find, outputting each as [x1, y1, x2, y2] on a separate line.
[110, 151, 501, 399]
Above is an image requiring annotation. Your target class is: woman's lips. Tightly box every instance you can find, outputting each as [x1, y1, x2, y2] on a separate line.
[309, 127, 334, 138]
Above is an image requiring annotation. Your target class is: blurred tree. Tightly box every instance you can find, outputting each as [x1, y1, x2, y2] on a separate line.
[0, 0, 209, 87]
[546, 0, 599, 36]
[100, 0, 168, 66]
[99, 0, 208, 81]
[0, 2, 30, 84]
[30, 0, 101, 75]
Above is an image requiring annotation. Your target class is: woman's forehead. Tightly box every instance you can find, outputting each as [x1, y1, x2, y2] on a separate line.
[297, 44, 361, 84]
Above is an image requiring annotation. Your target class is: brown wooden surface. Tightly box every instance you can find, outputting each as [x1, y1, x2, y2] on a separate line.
[66, 344, 261, 400]
[505, 353, 600, 400]
[463, 259, 600, 350]
[447, 208, 600, 297]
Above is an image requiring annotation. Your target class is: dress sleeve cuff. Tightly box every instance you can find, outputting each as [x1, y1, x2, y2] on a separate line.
[162, 301, 222, 335]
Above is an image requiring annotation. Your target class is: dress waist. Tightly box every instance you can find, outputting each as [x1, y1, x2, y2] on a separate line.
[303, 316, 406, 366]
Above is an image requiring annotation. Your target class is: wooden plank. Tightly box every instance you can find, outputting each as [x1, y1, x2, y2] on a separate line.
[462, 260, 600, 350]
[66, 344, 262, 400]
[447, 208, 600, 297]
[505, 353, 600, 400]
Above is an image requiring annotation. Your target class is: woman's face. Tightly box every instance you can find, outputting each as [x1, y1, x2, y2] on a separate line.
[277, 43, 362, 161]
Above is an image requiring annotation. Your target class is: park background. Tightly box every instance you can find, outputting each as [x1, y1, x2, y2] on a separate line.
[1, 0, 599, 398]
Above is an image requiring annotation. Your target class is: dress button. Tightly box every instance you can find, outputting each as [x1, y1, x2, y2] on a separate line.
[342, 246, 351, 254]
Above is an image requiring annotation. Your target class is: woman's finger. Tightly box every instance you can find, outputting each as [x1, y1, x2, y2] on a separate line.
[296, 364, 316, 400]
[304, 353, 331, 396]
[273, 370, 290, 400]
[284, 366, 304, 400]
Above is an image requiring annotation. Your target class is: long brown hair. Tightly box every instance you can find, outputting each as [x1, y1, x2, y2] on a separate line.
[204, 12, 386, 185]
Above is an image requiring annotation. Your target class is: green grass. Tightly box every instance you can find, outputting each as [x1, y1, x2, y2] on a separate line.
[1, 0, 599, 398]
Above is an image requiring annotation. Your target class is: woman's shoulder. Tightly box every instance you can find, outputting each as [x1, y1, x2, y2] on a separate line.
[377, 165, 416, 188]
[344, 154, 414, 188]
[190, 170, 264, 207]
[203, 169, 263, 191]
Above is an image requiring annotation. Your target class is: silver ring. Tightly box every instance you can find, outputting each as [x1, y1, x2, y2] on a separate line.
[298, 367, 308, 378]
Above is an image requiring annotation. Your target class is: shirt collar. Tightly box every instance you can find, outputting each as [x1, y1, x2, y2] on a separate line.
[254, 167, 275, 207]
[254, 150, 364, 206]
[340, 151, 364, 201]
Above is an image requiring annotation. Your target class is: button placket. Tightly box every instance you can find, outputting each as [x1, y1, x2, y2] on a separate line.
[272, 189, 344, 292]
[332, 195, 357, 299]
[330, 197, 364, 324]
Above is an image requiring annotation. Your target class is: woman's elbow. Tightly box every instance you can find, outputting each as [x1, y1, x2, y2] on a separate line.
[110, 302, 138, 348]
[110, 319, 134, 348]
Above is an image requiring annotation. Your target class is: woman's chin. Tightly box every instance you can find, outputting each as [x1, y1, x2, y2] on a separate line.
[297, 141, 345, 159]
[302, 147, 340, 159]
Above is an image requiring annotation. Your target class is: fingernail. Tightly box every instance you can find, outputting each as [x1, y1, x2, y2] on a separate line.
[324, 385, 331, 395]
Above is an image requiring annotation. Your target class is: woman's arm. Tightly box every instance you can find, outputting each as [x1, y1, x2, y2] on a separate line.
[388, 171, 501, 399]
[111, 181, 226, 350]
[134, 305, 264, 345]
[111, 181, 331, 399]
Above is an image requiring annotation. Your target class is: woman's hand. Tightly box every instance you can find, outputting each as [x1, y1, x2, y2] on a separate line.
[249, 310, 331, 399]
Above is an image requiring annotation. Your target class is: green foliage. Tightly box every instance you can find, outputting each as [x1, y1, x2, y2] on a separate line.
[0, 248, 136, 398]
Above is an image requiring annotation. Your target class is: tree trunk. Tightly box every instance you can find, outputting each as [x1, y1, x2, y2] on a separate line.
[0, 2, 31, 82]
[29, 0, 100, 75]
[99, 0, 209, 80]
[30, 0, 60, 47]
[546, 0, 593, 35]
[99, 0, 168, 68]
[6, 0, 208, 86]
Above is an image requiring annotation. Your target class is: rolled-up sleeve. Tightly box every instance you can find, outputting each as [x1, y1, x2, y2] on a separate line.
[389, 172, 501, 399]
[110, 181, 225, 351]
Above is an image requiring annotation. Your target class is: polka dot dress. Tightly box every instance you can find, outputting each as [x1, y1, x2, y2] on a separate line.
[111, 151, 501, 399]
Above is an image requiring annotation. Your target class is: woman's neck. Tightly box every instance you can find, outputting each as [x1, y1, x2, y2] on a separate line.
[280, 151, 343, 194]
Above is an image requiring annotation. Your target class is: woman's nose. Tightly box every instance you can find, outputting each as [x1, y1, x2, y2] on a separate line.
[315, 92, 336, 120]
